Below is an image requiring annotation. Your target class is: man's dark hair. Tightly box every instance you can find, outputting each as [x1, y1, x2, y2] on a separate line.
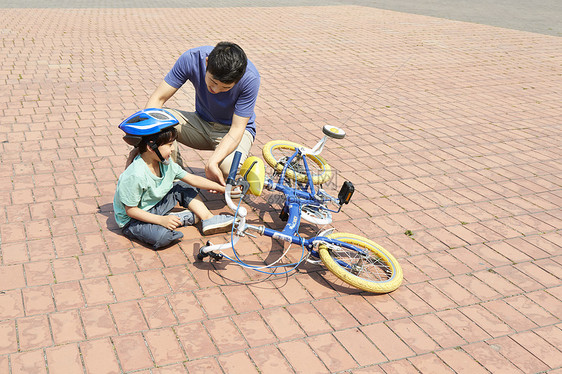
[207, 42, 248, 84]
[138, 127, 177, 153]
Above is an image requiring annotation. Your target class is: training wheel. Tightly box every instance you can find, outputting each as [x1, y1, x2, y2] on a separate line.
[322, 125, 346, 139]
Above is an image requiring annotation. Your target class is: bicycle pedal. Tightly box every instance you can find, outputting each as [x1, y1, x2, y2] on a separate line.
[338, 181, 354, 205]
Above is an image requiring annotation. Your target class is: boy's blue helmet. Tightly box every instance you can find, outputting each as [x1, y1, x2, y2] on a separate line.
[119, 108, 178, 147]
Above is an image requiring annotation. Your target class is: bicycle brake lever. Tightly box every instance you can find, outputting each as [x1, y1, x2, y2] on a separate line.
[237, 179, 251, 195]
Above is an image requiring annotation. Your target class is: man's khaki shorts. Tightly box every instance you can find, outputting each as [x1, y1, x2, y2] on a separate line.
[165, 108, 254, 177]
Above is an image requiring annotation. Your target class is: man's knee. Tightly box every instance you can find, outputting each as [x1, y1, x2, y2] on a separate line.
[220, 151, 247, 177]
[170, 140, 184, 168]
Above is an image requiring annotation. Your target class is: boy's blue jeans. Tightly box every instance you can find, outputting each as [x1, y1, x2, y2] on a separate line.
[122, 182, 198, 250]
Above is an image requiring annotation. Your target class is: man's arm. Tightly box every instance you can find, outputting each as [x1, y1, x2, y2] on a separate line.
[145, 80, 179, 109]
[205, 113, 249, 185]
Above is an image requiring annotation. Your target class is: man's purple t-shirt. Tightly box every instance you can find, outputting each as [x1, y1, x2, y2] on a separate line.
[165, 46, 260, 138]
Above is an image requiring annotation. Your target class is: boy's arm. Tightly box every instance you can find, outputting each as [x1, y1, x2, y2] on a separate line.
[180, 173, 226, 194]
[125, 206, 182, 230]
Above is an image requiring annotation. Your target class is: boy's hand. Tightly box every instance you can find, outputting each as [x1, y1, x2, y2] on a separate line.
[159, 215, 182, 230]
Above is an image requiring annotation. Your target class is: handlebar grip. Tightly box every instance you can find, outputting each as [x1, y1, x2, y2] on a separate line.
[226, 151, 242, 185]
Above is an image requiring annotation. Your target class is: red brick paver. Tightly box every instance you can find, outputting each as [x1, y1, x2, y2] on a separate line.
[0, 4, 561, 374]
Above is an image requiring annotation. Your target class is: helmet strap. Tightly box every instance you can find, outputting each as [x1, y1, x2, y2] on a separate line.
[149, 141, 168, 164]
[154, 148, 165, 161]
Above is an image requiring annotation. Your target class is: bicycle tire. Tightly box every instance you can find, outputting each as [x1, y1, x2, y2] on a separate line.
[262, 140, 332, 185]
[318, 232, 403, 293]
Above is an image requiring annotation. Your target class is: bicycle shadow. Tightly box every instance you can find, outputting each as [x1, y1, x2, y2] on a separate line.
[189, 237, 296, 288]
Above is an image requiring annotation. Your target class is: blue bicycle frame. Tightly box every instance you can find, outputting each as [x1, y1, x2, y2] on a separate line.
[260, 148, 369, 263]
[198, 130, 403, 293]
[200, 145, 365, 271]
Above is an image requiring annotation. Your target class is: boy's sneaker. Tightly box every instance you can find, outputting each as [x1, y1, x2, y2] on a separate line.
[202, 215, 235, 235]
[168, 210, 198, 227]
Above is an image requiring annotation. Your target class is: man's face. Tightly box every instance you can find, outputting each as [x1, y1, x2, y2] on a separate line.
[204, 71, 235, 94]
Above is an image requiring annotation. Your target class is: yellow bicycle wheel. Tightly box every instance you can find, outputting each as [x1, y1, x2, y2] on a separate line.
[318, 232, 403, 293]
[262, 140, 332, 185]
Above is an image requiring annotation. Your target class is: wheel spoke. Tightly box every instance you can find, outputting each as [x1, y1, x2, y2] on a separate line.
[329, 245, 393, 282]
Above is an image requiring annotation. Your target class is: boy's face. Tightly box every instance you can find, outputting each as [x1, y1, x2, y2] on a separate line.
[155, 141, 174, 163]
[204, 72, 235, 94]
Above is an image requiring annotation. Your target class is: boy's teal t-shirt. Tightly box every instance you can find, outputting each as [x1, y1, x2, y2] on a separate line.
[113, 156, 188, 228]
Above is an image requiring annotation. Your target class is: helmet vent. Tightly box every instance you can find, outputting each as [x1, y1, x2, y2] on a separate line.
[125, 114, 148, 124]
[151, 113, 169, 120]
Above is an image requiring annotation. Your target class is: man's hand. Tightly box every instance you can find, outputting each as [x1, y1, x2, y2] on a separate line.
[205, 162, 226, 191]
[205, 115, 248, 188]
[158, 215, 182, 230]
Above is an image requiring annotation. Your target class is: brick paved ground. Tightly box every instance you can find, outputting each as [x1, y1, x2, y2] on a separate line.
[0, 4, 561, 374]
[4, 0, 559, 36]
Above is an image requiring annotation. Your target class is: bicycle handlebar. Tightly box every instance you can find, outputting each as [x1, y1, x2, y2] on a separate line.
[226, 151, 242, 186]
[225, 184, 244, 213]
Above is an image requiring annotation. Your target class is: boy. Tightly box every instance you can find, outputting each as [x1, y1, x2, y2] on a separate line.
[114, 113, 234, 250]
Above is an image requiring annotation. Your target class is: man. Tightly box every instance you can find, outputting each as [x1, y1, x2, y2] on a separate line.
[131, 41, 260, 187]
